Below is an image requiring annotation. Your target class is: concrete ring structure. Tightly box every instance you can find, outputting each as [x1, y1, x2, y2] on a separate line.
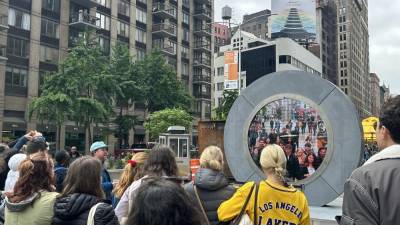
[224, 70, 362, 206]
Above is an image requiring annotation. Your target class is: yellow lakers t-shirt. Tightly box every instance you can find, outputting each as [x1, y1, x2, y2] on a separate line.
[218, 180, 310, 225]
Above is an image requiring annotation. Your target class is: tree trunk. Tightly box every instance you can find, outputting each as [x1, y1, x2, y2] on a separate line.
[56, 124, 61, 151]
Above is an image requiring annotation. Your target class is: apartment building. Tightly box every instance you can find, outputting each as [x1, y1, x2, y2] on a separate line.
[0, 0, 213, 150]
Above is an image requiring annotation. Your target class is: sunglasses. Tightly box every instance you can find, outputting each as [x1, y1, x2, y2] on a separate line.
[31, 136, 46, 143]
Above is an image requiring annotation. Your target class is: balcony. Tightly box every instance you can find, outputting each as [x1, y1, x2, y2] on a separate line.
[70, 0, 97, 8]
[193, 75, 211, 84]
[194, 41, 211, 53]
[193, 8, 212, 21]
[0, 45, 7, 62]
[69, 11, 99, 30]
[194, 24, 212, 37]
[152, 23, 177, 38]
[193, 58, 211, 69]
[155, 42, 176, 56]
[194, 92, 211, 99]
[0, 15, 9, 31]
[152, 3, 176, 19]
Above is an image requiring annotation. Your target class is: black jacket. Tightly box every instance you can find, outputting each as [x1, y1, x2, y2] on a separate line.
[184, 168, 236, 225]
[52, 193, 119, 225]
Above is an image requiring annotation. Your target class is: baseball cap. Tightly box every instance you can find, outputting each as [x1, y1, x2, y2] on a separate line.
[90, 141, 108, 153]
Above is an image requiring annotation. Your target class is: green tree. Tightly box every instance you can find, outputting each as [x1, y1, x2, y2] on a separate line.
[28, 92, 72, 150]
[109, 43, 143, 148]
[214, 90, 239, 120]
[137, 50, 192, 113]
[144, 108, 193, 141]
[30, 34, 115, 153]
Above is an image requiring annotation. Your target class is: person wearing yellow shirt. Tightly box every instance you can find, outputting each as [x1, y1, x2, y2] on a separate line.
[218, 144, 310, 225]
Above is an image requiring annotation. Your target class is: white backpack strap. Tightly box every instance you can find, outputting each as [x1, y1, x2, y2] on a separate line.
[87, 202, 104, 225]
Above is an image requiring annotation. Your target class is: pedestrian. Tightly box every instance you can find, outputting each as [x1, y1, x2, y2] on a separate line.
[3, 152, 57, 225]
[340, 96, 400, 225]
[113, 152, 148, 207]
[304, 154, 317, 178]
[54, 150, 70, 192]
[115, 145, 178, 225]
[218, 144, 310, 225]
[52, 156, 119, 225]
[4, 153, 27, 192]
[126, 178, 203, 225]
[184, 146, 235, 225]
[0, 131, 44, 189]
[283, 144, 301, 181]
[69, 146, 81, 162]
[90, 141, 113, 201]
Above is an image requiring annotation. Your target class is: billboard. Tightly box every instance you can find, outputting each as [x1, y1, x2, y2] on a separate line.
[271, 0, 317, 43]
[224, 51, 239, 90]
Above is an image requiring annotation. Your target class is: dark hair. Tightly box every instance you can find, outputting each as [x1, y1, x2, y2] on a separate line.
[269, 133, 278, 144]
[379, 96, 400, 143]
[26, 137, 48, 155]
[304, 143, 312, 148]
[127, 178, 203, 225]
[60, 156, 104, 198]
[144, 145, 178, 177]
[8, 152, 55, 203]
[305, 153, 318, 168]
[55, 150, 70, 165]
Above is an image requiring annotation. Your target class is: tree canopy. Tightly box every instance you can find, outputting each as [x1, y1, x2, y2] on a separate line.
[144, 108, 193, 141]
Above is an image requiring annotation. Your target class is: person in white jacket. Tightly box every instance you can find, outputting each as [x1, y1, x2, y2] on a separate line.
[4, 153, 27, 192]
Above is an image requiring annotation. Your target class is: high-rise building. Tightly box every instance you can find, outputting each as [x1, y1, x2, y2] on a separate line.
[0, 0, 213, 149]
[316, 0, 338, 85]
[369, 73, 380, 116]
[240, 9, 270, 39]
[336, 0, 370, 118]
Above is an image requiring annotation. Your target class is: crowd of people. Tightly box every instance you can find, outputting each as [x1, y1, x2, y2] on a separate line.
[0, 129, 311, 225]
[0, 95, 399, 225]
[248, 101, 328, 181]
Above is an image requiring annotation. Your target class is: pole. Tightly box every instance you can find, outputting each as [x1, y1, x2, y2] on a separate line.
[238, 23, 242, 94]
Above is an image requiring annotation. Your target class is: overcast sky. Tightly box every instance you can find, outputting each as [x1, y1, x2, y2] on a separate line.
[214, 0, 400, 94]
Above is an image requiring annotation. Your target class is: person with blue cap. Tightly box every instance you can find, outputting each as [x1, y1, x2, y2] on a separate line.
[90, 141, 113, 201]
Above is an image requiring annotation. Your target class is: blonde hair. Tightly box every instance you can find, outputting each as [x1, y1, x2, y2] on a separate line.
[260, 144, 287, 182]
[200, 146, 223, 171]
[113, 152, 148, 199]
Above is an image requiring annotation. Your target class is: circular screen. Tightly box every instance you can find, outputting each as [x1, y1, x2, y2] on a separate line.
[248, 98, 328, 182]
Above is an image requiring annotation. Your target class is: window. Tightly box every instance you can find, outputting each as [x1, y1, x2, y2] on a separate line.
[7, 36, 29, 57]
[181, 46, 189, 58]
[96, 12, 110, 30]
[98, 36, 110, 54]
[183, 28, 189, 42]
[42, 0, 60, 13]
[8, 8, 31, 30]
[181, 62, 189, 75]
[217, 67, 224, 76]
[136, 8, 147, 24]
[217, 82, 224, 91]
[182, 0, 189, 7]
[135, 28, 146, 44]
[96, 0, 110, 8]
[183, 12, 189, 24]
[5, 66, 27, 87]
[118, 0, 130, 16]
[40, 45, 59, 64]
[279, 55, 291, 64]
[136, 48, 146, 60]
[117, 21, 129, 37]
[137, 0, 146, 3]
[41, 18, 59, 38]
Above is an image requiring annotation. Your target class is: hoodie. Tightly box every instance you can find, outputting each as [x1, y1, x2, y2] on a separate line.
[184, 168, 236, 225]
[4, 153, 27, 192]
[4, 191, 57, 225]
